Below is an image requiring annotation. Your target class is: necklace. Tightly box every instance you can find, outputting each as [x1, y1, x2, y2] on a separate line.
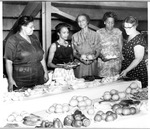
[58, 40, 68, 47]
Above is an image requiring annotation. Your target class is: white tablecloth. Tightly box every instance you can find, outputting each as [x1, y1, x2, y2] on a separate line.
[0, 80, 144, 127]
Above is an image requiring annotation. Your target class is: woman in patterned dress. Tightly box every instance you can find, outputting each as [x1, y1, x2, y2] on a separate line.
[97, 12, 123, 77]
[120, 16, 148, 88]
[72, 14, 100, 78]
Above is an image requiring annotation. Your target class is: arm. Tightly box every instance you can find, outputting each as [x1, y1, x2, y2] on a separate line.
[47, 43, 62, 68]
[5, 59, 17, 92]
[120, 45, 144, 77]
[118, 32, 124, 60]
[41, 55, 49, 82]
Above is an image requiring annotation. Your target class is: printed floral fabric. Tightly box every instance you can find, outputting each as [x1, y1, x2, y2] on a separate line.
[121, 34, 148, 88]
[97, 28, 122, 77]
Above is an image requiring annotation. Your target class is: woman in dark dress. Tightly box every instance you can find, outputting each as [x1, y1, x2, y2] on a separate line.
[47, 23, 73, 69]
[4, 16, 49, 91]
[120, 16, 148, 88]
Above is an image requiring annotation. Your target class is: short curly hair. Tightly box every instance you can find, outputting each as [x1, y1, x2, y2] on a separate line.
[55, 23, 71, 33]
[103, 12, 117, 22]
[76, 13, 90, 24]
[122, 16, 138, 28]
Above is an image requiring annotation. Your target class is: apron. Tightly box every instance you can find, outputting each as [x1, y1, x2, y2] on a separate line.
[13, 62, 44, 90]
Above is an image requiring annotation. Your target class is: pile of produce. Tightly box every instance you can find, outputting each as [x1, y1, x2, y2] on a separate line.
[69, 96, 93, 111]
[23, 114, 42, 126]
[125, 82, 140, 94]
[111, 102, 137, 116]
[101, 89, 126, 102]
[3, 92, 24, 102]
[35, 118, 63, 128]
[81, 54, 95, 61]
[64, 109, 91, 127]
[7, 111, 29, 123]
[130, 88, 148, 100]
[47, 103, 70, 114]
[101, 74, 120, 84]
[94, 110, 117, 122]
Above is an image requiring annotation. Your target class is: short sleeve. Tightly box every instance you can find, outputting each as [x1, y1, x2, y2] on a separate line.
[4, 36, 17, 61]
[134, 35, 146, 48]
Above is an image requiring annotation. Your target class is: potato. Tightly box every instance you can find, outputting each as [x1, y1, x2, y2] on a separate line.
[129, 82, 138, 89]
[78, 100, 87, 107]
[103, 94, 111, 100]
[111, 94, 120, 101]
[48, 106, 55, 113]
[77, 96, 84, 102]
[85, 99, 92, 106]
[118, 92, 126, 99]
[69, 99, 78, 107]
[7, 115, 15, 122]
[110, 89, 118, 95]
[87, 108, 95, 115]
[94, 114, 102, 122]
[96, 110, 104, 116]
[105, 114, 115, 122]
[125, 87, 132, 94]
[122, 107, 131, 115]
[81, 55, 87, 60]
[112, 104, 122, 111]
[63, 104, 70, 112]
[15, 115, 23, 122]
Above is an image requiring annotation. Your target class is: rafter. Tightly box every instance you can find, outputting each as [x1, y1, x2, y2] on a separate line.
[3, 2, 42, 44]
[51, 6, 99, 30]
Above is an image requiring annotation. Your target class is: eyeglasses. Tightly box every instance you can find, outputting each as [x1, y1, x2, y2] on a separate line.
[123, 24, 135, 29]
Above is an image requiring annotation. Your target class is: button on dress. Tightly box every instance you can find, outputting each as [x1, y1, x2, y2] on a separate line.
[52, 41, 73, 65]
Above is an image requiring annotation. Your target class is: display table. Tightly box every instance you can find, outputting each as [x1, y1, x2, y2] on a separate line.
[0, 80, 143, 127]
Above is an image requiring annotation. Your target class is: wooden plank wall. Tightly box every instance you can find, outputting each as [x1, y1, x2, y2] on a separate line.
[3, 2, 148, 49]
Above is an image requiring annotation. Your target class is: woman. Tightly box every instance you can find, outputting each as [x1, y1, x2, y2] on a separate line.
[4, 16, 49, 92]
[120, 16, 148, 88]
[72, 14, 100, 78]
[47, 23, 73, 69]
[97, 12, 123, 77]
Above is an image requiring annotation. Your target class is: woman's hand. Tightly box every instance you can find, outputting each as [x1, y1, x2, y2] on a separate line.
[8, 79, 17, 92]
[44, 72, 49, 83]
[80, 58, 93, 65]
[99, 53, 112, 62]
[120, 69, 128, 78]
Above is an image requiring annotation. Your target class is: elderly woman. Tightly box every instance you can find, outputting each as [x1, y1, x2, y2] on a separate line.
[72, 14, 100, 78]
[120, 16, 148, 88]
[4, 16, 49, 91]
[97, 12, 123, 77]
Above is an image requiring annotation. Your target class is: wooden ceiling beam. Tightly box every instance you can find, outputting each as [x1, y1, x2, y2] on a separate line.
[51, 6, 99, 30]
[52, 2, 147, 9]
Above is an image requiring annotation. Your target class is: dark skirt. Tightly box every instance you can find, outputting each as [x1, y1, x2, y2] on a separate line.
[13, 62, 44, 90]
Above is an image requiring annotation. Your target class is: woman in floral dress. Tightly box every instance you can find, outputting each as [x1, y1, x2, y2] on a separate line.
[72, 14, 100, 78]
[97, 12, 123, 77]
[120, 16, 148, 88]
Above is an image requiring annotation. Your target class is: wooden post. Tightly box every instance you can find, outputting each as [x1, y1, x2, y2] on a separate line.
[42, 2, 51, 59]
